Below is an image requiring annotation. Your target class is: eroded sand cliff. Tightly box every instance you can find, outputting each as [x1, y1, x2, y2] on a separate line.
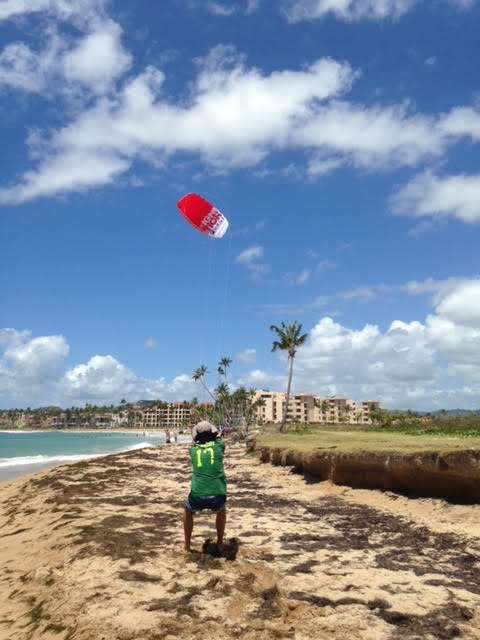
[252, 442, 480, 502]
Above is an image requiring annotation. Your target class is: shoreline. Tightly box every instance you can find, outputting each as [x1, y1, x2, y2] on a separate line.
[0, 428, 175, 434]
[0, 460, 72, 486]
[0, 431, 191, 486]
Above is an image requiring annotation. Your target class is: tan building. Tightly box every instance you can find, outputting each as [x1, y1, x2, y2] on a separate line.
[251, 391, 380, 425]
[141, 402, 212, 429]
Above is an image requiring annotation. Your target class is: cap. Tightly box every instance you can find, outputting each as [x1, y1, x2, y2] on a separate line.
[191, 420, 219, 440]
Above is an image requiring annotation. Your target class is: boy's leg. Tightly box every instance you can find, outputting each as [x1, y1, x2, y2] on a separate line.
[215, 508, 226, 551]
[183, 509, 194, 552]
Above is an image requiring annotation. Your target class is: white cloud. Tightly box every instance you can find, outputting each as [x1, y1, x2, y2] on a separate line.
[0, 330, 69, 404]
[60, 357, 203, 406]
[236, 245, 270, 278]
[61, 20, 132, 93]
[316, 259, 339, 272]
[0, 46, 357, 203]
[266, 310, 459, 409]
[247, 278, 480, 409]
[435, 281, 480, 327]
[307, 155, 344, 176]
[281, 0, 475, 22]
[282, 0, 418, 23]
[295, 101, 444, 169]
[168, 374, 199, 396]
[254, 276, 476, 318]
[283, 268, 310, 286]
[338, 286, 378, 302]
[0, 333, 199, 407]
[0, 328, 30, 348]
[0, 330, 189, 407]
[0, 4, 480, 224]
[0, 30, 65, 93]
[246, 0, 262, 12]
[0, 44, 454, 204]
[0, 0, 108, 25]
[0, 2, 130, 99]
[236, 348, 257, 364]
[0, 150, 130, 204]
[63, 355, 136, 398]
[425, 315, 480, 365]
[391, 171, 480, 223]
[236, 246, 264, 264]
[5, 334, 68, 381]
[296, 269, 310, 286]
[402, 276, 456, 299]
[440, 106, 480, 142]
[4, 280, 480, 409]
[144, 339, 157, 349]
[237, 368, 281, 388]
[206, 2, 236, 16]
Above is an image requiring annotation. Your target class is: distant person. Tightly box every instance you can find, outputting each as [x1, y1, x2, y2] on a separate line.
[165, 429, 171, 444]
[183, 421, 227, 553]
[173, 427, 179, 443]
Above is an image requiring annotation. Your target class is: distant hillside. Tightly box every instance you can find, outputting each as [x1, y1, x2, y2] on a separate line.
[436, 409, 480, 416]
[392, 409, 480, 416]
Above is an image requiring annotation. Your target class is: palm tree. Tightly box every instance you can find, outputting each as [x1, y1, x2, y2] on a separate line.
[215, 382, 231, 430]
[216, 357, 233, 428]
[217, 357, 232, 382]
[270, 321, 307, 433]
[192, 366, 216, 402]
[241, 387, 265, 433]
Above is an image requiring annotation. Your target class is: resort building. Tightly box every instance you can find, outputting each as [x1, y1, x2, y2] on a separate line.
[0, 395, 381, 430]
[142, 402, 192, 429]
[251, 391, 380, 425]
[138, 402, 213, 429]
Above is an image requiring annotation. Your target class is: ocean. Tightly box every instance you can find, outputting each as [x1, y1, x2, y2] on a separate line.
[0, 430, 187, 484]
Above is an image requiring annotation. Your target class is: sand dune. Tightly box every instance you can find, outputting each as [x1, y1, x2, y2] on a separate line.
[1, 443, 480, 639]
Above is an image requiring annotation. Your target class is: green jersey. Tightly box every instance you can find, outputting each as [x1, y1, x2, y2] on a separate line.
[189, 439, 226, 497]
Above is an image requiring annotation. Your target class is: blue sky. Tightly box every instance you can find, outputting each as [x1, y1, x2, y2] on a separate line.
[1, 0, 480, 411]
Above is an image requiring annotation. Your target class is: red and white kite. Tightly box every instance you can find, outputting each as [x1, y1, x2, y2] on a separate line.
[177, 193, 229, 239]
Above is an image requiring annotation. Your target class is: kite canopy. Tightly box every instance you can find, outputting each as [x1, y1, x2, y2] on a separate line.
[177, 193, 229, 239]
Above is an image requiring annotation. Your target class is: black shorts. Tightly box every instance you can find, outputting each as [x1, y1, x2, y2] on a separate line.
[184, 494, 226, 514]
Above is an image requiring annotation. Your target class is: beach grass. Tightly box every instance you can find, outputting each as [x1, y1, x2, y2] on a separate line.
[254, 424, 480, 454]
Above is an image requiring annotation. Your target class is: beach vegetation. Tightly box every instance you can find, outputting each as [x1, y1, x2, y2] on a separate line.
[44, 623, 66, 633]
[367, 412, 480, 438]
[26, 601, 46, 627]
[256, 420, 480, 455]
[191, 358, 265, 435]
[281, 421, 312, 435]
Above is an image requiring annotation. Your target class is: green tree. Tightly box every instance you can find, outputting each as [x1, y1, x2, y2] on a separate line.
[215, 382, 232, 429]
[192, 366, 216, 402]
[217, 357, 232, 382]
[216, 357, 233, 428]
[315, 399, 329, 422]
[270, 321, 308, 433]
[239, 387, 265, 432]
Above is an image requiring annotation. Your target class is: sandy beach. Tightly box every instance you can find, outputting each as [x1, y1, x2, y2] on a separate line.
[1, 442, 480, 639]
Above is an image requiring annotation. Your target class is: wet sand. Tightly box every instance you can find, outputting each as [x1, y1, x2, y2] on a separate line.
[1, 443, 480, 639]
[0, 461, 68, 485]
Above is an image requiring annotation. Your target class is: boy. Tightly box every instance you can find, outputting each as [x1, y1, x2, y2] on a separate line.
[183, 420, 226, 553]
